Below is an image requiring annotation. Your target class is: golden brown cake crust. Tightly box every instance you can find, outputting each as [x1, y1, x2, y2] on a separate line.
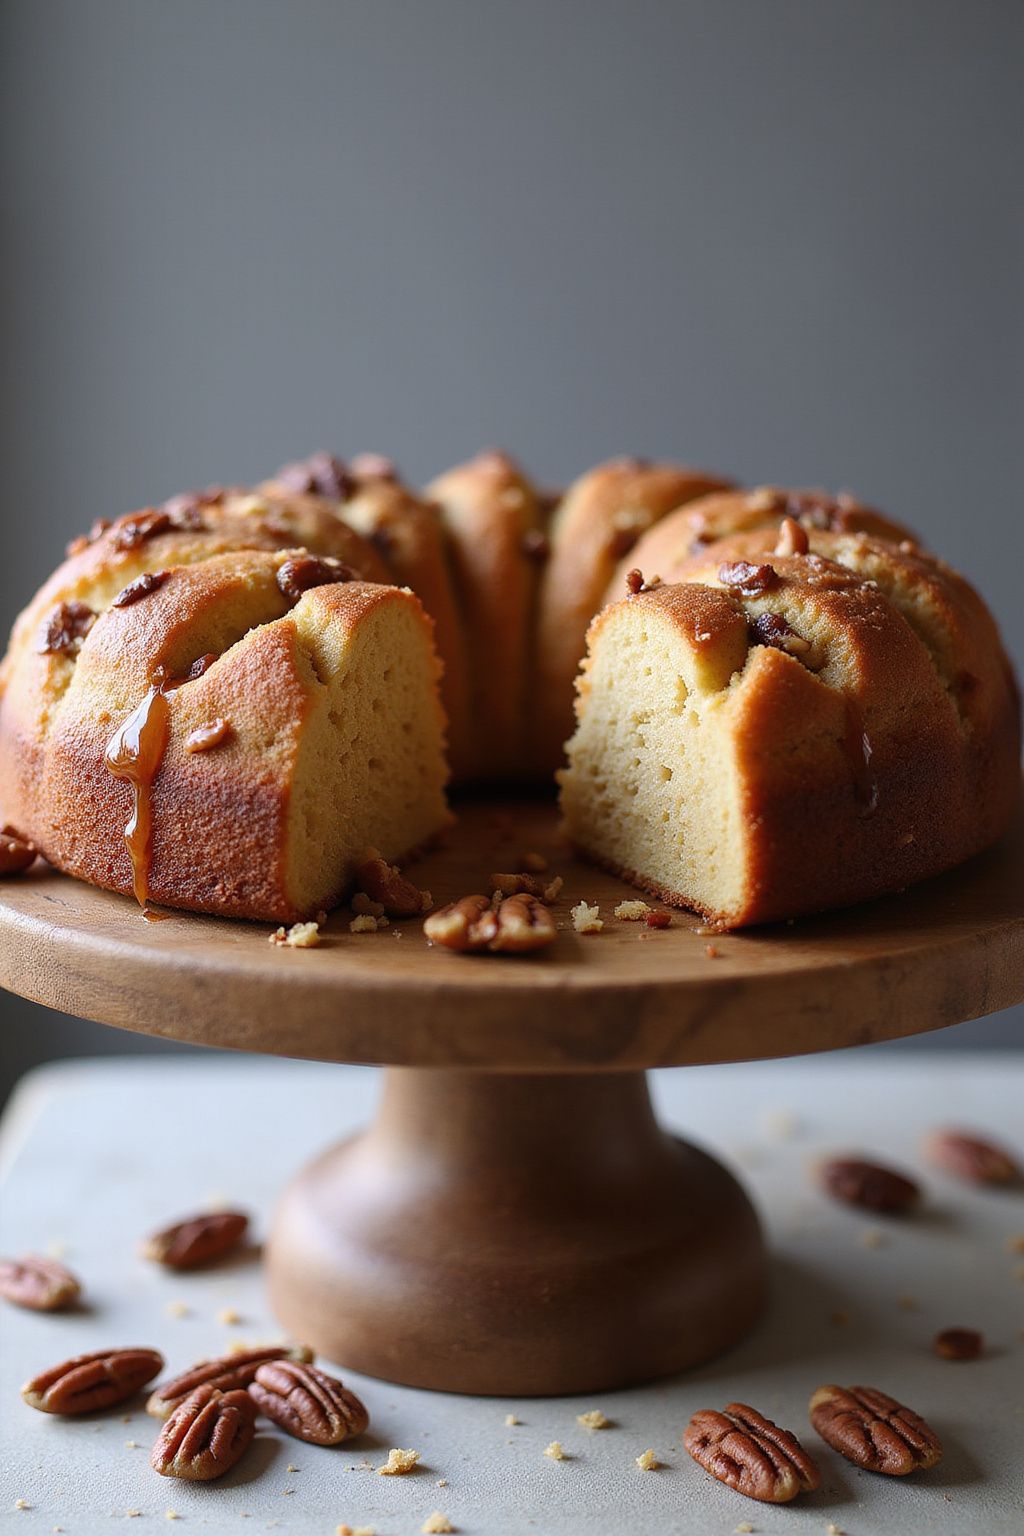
[428, 450, 548, 781]
[565, 546, 1020, 926]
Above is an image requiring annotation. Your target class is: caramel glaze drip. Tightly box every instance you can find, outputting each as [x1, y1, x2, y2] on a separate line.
[843, 697, 879, 817]
[104, 681, 171, 918]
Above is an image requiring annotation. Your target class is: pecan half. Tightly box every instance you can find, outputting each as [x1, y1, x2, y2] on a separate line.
[933, 1327, 983, 1361]
[151, 1385, 256, 1481]
[23, 1347, 163, 1415]
[923, 1129, 1021, 1185]
[277, 554, 354, 604]
[110, 509, 174, 550]
[718, 560, 778, 596]
[0, 826, 37, 876]
[819, 1157, 920, 1214]
[37, 600, 97, 657]
[683, 1402, 820, 1503]
[143, 1210, 249, 1270]
[355, 849, 426, 918]
[0, 1254, 80, 1311]
[809, 1384, 942, 1474]
[112, 570, 170, 608]
[248, 1359, 369, 1445]
[774, 516, 810, 557]
[748, 611, 810, 656]
[147, 1343, 312, 1419]
[425, 893, 556, 954]
[276, 451, 353, 501]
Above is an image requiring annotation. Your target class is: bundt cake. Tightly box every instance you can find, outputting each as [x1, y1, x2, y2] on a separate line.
[0, 455, 1017, 927]
[561, 517, 1020, 926]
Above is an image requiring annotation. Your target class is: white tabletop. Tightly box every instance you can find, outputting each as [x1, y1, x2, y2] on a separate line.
[0, 1053, 1022, 1535]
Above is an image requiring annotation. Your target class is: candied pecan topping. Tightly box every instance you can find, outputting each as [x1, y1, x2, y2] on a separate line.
[66, 518, 112, 556]
[112, 570, 170, 608]
[37, 600, 96, 657]
[276, 451, 353, 501]
[521, 528, 551, 562]
[748, 611, 810, 655]
[276, 554, 355, 604]
[683, 1402, 820, 1503]
[110, 509, 172, 550]
[350, 452, 398, 483]
[809, 1384, 942, 1474]
[718, 560, 778, 596]
[774, 516, 810, 557]
[0, 826, 36, 876]
[820, 1157, 919, 1214]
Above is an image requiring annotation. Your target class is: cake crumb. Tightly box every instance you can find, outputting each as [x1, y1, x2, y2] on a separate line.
[421, 1515, 454, 1535]
[504, 1414, 520, 1427]
[126, 1513, 142, 1520]
[165, 1514, 180, 1523]
[349, 915, 381, 934]
[352, 892, 385, 918]
[165, 1300, 189, 1319]
[378, 1448, 420, 1476]
[544, 1441, 569, 1460]
[571, 901, 603, 934]
[635, 1449, 659, 1470]
[826, 1525, 846, 1535]
[218, 1307, 242, 1326]
[577, 1409, 613, 1430]
[125, 1439, 139, 1449]
[286, 1464, 299, 1473]
[15, 1501, 30, 1511]
[705, 942, 720, 958]
[436, 1478, 448, 1487]
[735, 1524, 755, 1534]
[614, 899, 651, 921]
[337, 1527, 375, 1536]
[761, 1108, 799, 1140]
[861, 1226, 885, 1249]
[270, 920, 321, 948]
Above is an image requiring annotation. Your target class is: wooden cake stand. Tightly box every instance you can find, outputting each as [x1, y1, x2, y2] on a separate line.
[0, 796, 1021, 1397]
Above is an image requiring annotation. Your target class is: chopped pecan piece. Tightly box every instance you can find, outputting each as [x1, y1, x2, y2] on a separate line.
[932, 1327, 983, 1361]
[185, 719, 234, 754]
[644, 909, 671, 929]
[110, 509, 174, 550]
[37, 600, 96, 657]
[489, 871, 556, 901]
[0, 1254, 80, 1311]
[718, 560, 778, 596]
[819, 1157, 920, 1214]
[748, 611, 810, 655]
[683, 1402, 820, 1503]
[248, 1359, 369, 1445]
[355, 849, 426, 918]
[276, 451, 353, 501]
[23, 1347, 163, 1415]
[923, 1129, 1021, 1185]
[808, 1384, 942, 1474]
[142, 1210, 249, 1270]
[425, 893, 556, 954]
[151, 1385, 256, 1481]
[66, 517, 112, 556]
[0, 826, 37, 876]
[773, 516, 809, 557]
[147, 1343, 312, 1420]
[112, 570, 170, 608]
[625, 568, 661, 596]
[277, 554, 355, 604]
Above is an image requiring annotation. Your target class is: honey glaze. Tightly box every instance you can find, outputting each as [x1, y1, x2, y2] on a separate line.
[104, 681, 171, 915]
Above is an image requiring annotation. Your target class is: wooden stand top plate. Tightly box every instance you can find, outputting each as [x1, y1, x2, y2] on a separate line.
[0, 796, 1021, 1071]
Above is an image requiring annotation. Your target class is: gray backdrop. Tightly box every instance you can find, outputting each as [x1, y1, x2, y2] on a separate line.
[1, 0, 1021, 1098]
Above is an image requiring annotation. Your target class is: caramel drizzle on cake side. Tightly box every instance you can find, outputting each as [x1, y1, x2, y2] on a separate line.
[104, 682, 171, 919]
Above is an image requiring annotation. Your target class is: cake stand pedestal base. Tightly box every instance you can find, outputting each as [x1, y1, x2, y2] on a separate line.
[266, 1068, 766, 1396]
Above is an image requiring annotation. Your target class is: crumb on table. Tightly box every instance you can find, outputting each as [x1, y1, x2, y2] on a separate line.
[570, 901, 603, 934]
[543, 1440, 568, 1461]
[576, 1409, 613, 1430]
[270, 920, 321, 948]
[378, 1448, 420, 1476]
[504, 1413, 520, 1427]
[635, 1449, 659, 1470]
[614, 899, 650, 921]
[421, 1515, 454, 1535]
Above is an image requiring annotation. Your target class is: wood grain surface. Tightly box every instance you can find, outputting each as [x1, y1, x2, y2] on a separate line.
[0, 794, 1021, 1071]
